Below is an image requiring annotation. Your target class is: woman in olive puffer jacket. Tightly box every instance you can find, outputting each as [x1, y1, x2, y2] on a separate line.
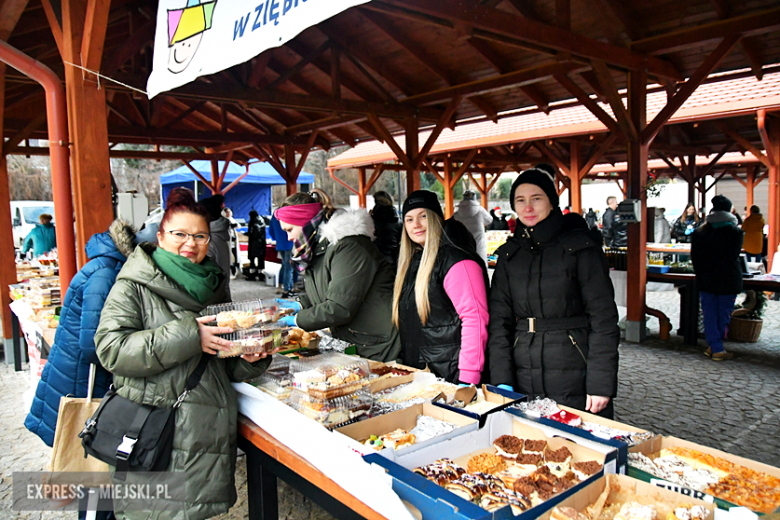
[95, 188, 271, 520]
[488, 166, 620, 418]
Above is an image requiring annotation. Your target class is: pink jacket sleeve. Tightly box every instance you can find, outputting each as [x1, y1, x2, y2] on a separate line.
[443, 260, 489, 384]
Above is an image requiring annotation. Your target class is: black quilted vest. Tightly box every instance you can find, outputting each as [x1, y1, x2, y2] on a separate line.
[398, 242, 486, 382]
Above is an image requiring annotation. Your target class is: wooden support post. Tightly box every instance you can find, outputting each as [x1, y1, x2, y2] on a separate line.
[60, 0, 114, 266]
[625, 69, 648, 343]
[746, 165, 756, 209]
[568, 142, 582, 213]
[481, 173, 489, 209]
[358, 167, 367, 208]
[0, 64, 16, 344]
[758, 110, 779, 269]
[284, 145, 297, 196]
[443, 160, 455, 218]
[405, 116, 420, 195]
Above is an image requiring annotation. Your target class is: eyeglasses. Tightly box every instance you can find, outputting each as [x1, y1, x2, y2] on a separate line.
[163, 230, 211, 245]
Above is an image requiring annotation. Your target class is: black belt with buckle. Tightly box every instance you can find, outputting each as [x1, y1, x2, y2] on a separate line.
[516, 316, 589, 333]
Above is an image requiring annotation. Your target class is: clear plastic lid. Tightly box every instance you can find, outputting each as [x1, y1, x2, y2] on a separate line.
[252, 374, 293, 401]
[289, 352, 370, 399]
[216, 325, 290, 358]
[203, 299, 280, 330]
[288, 389, 372, 429]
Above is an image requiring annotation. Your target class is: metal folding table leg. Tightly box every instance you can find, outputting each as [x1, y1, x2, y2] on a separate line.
[11, 312, 22, 371]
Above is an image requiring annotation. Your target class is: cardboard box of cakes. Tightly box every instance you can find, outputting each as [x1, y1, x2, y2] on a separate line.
[536, 473, 715, 520]
[433, 384, 527, 428]
[336, 403, 479, 458]
[367, 360, 418, 393]
[628, 435, 780, 514]
[364, 412, 610, 520]
[508, 405, 651, 475]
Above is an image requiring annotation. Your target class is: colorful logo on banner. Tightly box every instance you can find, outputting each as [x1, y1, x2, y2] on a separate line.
[147, 0, 371, 98]
[167, 0, 217, 73]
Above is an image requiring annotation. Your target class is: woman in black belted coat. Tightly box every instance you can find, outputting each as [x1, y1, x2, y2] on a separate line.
[488, 165, 619, 418]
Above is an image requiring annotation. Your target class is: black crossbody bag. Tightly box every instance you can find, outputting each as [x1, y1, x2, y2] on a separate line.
[79, 354, 211, 479]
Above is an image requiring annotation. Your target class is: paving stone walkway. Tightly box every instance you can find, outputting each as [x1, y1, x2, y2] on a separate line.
[2, 277, 778, 519]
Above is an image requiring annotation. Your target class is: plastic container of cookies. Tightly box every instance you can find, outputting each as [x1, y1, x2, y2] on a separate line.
[289, 352, 370, 399]
[216, 325, 290, 358]
[204, 299, 281, 330]
[288, 389, 372, 429]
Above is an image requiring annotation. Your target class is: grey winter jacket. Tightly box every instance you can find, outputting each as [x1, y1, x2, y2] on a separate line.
[453, 200, 493, 263]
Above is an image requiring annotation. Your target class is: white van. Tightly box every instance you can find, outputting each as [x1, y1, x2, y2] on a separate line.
[10, 201, 55, 248]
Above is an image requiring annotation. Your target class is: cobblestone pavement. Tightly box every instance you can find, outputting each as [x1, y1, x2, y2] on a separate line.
[2, 279, 779, 518]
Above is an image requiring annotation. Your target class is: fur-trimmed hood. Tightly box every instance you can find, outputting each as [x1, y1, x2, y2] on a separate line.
[84, 219, 136, 261]
[319, 209, 375, 245]
[108, 219, 137, 258]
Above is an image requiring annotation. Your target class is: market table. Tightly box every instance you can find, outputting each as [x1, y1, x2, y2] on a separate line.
[237, 415, 389, 520]
[645, 272, 780, 346]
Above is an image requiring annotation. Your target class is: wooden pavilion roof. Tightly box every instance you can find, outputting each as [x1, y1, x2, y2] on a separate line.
[2, 0, 780, 163]
[327, 66, 780, 175]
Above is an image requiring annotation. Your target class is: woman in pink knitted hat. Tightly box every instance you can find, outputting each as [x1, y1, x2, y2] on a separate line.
[274, 189, 401, 362]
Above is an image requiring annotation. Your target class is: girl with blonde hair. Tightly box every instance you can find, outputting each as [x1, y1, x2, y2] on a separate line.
[394, 190, 489, 383]
[274, 189, 401, 361]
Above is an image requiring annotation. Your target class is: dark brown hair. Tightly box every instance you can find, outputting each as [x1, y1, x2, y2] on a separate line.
[160, 188, 210, 231]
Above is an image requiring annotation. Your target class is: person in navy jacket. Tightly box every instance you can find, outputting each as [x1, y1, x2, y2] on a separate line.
[25, 220, 136, 446]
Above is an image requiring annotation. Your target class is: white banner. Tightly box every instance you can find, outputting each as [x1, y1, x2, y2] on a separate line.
[147, 0, 371, 98]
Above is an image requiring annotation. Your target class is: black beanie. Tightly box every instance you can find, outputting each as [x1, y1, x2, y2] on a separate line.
[510, 164, 559, 211]
[402, 190, 444, 220]
[711, 195, 732, 212]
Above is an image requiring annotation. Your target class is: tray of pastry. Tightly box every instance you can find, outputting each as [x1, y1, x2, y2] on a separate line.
[289, 352, 370, 399]
[288, 388, 372, 429]
[204, 299, 281, 330]
[216, 325, 290, 358]
[287, 328, 321, 349]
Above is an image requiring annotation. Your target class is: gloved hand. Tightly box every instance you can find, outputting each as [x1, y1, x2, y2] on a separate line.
[685, 226, 694, 236]
[458, 383, 471, 388]
[276, 299, 301, 313]
[497, 384, 514, 392]
[278, 315, 297, 327]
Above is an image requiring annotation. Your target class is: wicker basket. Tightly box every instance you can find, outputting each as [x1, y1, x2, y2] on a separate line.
[727, 317, 763, 343]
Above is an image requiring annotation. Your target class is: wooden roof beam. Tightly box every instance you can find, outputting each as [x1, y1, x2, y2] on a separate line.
[554, 73, 620, 134]
[382, 0, 681, 80]
[9, 146, 229, 161]
[696, 141, 734, 181]
[266, 39, 331, 90]
[593, 0, 643, 41]
[318, 24, 414, 97]
[468, 96, 498, 123]
[403, 61, 584, 106]
[39, 0, 64, 56]
[0, 0, 30, 40]
[247, 52, 272, 88]
[361, 10, 452, 84]
[105, 125, 305, 146]
[590, 60, 637, 141]
[630, 5, 780, 55]
[642, 35, 741, 144]
[102, 16, 155, 76]
[3, 112, 46, 154]
[170, 81, 444, 121]
[739, 38, 764, 82]
[339, 46, 396, 102]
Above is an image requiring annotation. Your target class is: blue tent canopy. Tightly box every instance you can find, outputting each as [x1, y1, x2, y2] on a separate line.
[160, 161, 314, 222]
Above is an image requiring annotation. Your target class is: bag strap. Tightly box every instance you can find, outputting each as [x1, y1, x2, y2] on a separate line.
[115, 403, 154, 473]
[174, 354, 213, 408]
